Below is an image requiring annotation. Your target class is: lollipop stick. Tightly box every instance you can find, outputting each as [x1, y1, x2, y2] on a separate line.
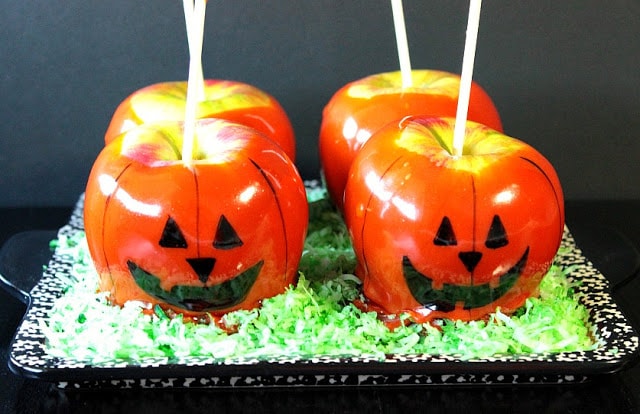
[183, 0, 206, 101]
[391, 0, 412, 88]
[453, 0, 482, 157]
[182, 0, 207, 164]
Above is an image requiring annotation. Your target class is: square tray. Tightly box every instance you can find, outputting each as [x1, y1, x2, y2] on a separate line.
[6, 194, 640, 389]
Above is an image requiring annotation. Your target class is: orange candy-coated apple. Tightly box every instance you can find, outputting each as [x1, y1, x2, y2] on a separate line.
[104, 80, 296, 161]
[319, 70, 503, 209]
[343, 116, 564, 323]
[85, 119, 308, 317]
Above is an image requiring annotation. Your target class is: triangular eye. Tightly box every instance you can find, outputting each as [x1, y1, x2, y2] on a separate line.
[433, 216, 457, 246]
[485, 215, 509, 249]
[213, 215, 243, 250]
[159, 216, 188, 248]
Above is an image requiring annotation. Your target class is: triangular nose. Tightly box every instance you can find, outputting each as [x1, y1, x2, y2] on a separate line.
[187, 258, 216, 283]
[458, 251, 482, 273]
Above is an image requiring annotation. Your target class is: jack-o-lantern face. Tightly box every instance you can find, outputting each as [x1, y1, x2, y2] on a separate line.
[343, 117, 564, 322]
[128, 214, 265, 312]
[402, 214, 529, 313]
[84, 119, 308, 317]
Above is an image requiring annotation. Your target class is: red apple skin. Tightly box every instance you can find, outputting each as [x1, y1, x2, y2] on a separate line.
[85, 118, 308, 318]
[319, 70, 503, 210]
[104, 80, 296, 161]
[343, 116, 564, 323]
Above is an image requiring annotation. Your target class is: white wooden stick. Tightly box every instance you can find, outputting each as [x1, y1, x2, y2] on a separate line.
[391, 0, 412, 88]
[183, 0, 206, 101]
[452, 0, 482, 157]
[182, 0, 207, 164]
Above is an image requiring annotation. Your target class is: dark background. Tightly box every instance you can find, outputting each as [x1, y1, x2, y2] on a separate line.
[1, 0, 639, 207]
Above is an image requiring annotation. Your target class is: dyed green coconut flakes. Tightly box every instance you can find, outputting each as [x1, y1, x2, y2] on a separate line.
[41, 188, 598, 363]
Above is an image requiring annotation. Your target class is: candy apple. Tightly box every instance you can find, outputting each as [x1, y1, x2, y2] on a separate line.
[343, 116, 564, 323]
[84, 118, 308, 318]
[319, 69, 503, 209]
[104, 80, 297, 161]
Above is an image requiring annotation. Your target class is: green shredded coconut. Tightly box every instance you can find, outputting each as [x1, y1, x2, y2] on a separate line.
[41, 187, 598, 363]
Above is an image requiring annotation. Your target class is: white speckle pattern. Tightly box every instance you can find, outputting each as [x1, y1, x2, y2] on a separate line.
[7, 192, 640, 389]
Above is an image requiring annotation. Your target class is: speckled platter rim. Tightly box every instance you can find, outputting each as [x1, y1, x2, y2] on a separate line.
[7, 193, 640, 389]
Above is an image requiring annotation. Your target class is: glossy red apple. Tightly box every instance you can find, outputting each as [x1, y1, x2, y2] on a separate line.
[85, 118, 308, 318]
[343, 116, 564, 323]
[104, 80, 296, 161]
[319, 69, 503, 209]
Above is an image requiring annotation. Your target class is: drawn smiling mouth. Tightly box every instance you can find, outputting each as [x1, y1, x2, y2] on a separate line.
[128, 260, 264, 312]
[403, 247, 529, 312]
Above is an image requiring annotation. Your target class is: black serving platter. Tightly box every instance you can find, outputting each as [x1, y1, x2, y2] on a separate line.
[3, 193, 640, 390]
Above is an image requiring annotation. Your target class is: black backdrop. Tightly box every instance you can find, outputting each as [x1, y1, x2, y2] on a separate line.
[1, 0, 639, 207]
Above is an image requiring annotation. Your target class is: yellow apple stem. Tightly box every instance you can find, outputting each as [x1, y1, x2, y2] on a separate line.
[182, 0, 207, 164]
[183, 0, 206, 101]
[391, 0, 412, 88]
[453, 0, 482, 157]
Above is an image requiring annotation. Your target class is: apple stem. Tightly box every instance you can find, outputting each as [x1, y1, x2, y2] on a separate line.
[391, 0, 412, 88]
[182, 0, 207, 165]
[453, 0, 482, 158]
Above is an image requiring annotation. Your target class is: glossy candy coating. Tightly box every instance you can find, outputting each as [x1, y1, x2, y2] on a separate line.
[343, 116, 564, 322]
[85, 118, 308, 317]
[319, 70, 503, 209]
[104, 80, 297, 161]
